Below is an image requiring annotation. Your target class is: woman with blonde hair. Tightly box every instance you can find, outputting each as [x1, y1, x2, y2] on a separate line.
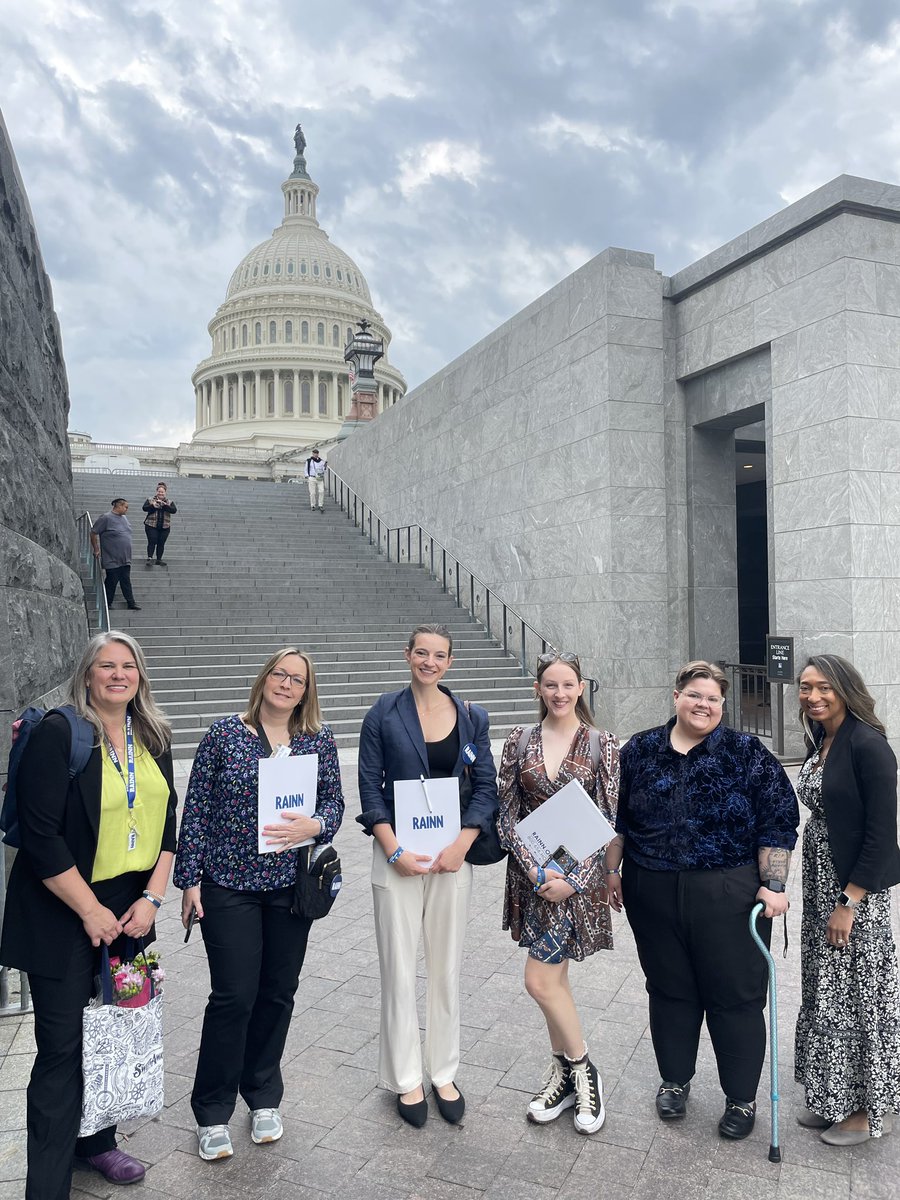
[358, 624, 498, 1127]
[794, 654, 900, 1144]
[176, 647, 344, 1161]
[0, 631, 177, 1196]
[497, 651, 618, 1135]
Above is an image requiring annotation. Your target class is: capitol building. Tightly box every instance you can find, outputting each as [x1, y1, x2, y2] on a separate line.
[190, 127, 406, 449]
[70, 126, 407, 476]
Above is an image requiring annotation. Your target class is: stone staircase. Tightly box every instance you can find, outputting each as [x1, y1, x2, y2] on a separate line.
[71, 473, 537, 753]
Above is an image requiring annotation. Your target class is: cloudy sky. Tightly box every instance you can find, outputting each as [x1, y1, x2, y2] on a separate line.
[2, 0, 900, 445]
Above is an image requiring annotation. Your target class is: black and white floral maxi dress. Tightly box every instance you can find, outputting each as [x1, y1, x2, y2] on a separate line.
[794, 753, 900, 1135]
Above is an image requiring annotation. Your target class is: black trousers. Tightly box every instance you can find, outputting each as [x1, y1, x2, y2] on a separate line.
[103, 564, 135, 606]
[622, 859, 771, 1101]
[145, 526, 170, 560]
[192, 881, 312, 1125]
[26, 944, 117, 1200]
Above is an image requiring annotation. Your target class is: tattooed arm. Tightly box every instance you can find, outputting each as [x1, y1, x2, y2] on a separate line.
[756, 845, 791, 917]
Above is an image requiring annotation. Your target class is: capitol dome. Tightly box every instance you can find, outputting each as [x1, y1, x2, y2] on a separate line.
[191, 127, 406, 450]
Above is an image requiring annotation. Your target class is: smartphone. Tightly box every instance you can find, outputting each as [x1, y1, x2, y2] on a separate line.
[184, 908, 199, 943]
[545, 845, 578, 875]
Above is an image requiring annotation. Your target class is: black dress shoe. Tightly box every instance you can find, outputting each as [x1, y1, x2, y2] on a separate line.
[719, 1098, 756, 1139]
[127, 604, 142, 610]
[656, 1081, 690, 1120]
[434, 1084, 465, 1124]
[397, 1093, 428, 1128]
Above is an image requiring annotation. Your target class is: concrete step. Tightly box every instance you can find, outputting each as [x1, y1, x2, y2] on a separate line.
[73, 471, 532, 751]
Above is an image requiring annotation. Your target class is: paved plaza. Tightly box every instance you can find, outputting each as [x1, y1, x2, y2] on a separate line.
[1, 755, 898, 1200]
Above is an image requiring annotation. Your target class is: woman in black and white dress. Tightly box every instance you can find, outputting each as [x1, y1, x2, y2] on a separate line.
[794, 654, 900, 1145]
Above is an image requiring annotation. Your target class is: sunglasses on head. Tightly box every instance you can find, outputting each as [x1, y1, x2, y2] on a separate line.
[537, 651, 580, 667]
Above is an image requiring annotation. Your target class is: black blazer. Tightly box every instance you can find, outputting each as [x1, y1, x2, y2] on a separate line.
[813, 712, 900, 892]
[357, 684, 498, 835]
[0, 713, 178, 979]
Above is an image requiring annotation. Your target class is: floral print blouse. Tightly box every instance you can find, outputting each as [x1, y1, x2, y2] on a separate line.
[174, 714, 344, 891]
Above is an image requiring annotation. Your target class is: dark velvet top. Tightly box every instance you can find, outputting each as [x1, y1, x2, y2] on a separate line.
[617, 718, 799, 871]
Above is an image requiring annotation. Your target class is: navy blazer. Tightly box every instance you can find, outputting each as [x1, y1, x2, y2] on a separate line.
[357, 685, 498, 835]
[0, 713, 178, 980]
[810, 712, 900, 893]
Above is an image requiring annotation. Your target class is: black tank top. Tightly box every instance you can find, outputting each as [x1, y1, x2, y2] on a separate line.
[425, 718, 459, 777]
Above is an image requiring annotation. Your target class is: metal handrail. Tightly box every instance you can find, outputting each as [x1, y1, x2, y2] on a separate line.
[75, 512, 110, 633]
[326, 469, 599, 712]
[719, 660, 772, 738]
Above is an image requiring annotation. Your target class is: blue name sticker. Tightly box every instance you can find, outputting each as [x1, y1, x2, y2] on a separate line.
[462, 742, 477, 764]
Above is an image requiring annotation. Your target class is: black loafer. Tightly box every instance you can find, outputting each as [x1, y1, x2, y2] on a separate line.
[397, 1093, 428, 1128]
[719, 1098, 756, 1139]
[434, 1084, 465, 1124]
[656, 1081, 690, 1120]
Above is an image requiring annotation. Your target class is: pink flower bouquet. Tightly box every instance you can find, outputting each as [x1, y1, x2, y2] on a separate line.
[108, 950, 164, 1009]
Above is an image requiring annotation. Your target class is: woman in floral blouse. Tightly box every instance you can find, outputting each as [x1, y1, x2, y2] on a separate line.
[175, 647, 344, 1163]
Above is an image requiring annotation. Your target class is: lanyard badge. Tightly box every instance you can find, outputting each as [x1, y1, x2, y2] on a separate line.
[106, 714, 138, 851]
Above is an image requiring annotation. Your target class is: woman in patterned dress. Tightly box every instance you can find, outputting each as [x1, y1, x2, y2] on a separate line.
[497, 652, 618, 1135]
[794, 655, 900, 1145]
[175, 648, 344, 1162]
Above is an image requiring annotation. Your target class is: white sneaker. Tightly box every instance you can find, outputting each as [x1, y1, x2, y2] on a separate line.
[197, 1124, 233, 1160]
[528, 1055, 576, 1123]
[571, 1058, 605, 1134]
[251, 1107, 283, 1144]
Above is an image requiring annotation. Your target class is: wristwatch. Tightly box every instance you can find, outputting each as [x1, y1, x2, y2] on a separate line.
[763, 880, 785, 893]
[837, 891, 860, 909]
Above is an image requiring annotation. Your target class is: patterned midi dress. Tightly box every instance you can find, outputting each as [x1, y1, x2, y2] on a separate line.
[498, 723, 619, 963]
[793, 753, 900, 1135]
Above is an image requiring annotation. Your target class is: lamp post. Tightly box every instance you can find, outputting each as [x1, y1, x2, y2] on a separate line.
[339, 318, 384, 437]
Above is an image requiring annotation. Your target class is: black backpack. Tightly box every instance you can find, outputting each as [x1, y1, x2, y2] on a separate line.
[1, 706, 95, 847]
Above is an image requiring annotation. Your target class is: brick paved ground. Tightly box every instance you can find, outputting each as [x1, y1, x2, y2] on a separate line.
[1, 755, 898, 1199]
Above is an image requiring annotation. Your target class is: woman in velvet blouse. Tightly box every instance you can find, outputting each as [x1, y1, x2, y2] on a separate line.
[357, 623, 498, 1127]
[794, 654, 900, 1145]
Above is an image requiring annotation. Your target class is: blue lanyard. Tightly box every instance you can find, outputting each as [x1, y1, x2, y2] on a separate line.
[106, 714, 136, 810]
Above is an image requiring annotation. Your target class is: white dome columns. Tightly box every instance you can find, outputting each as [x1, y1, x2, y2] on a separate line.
[190, 127, 406, 449]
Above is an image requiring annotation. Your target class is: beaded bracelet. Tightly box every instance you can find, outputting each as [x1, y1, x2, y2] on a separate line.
[605, 868, 621, 876]
[142, 891, 162, 908]
[387, 846, 404, 865]
[533, 865, 546, 892]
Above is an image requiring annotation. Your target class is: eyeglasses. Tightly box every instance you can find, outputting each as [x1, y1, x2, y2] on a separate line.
[537, 651, 580, 667]
[269, 668, 307, 689]
[678, 690, 724, 707]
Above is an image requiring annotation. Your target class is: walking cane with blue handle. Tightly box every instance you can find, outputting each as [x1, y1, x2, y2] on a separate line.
[749, 901, 781, 1162]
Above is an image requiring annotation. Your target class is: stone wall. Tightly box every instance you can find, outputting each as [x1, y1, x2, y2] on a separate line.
[333, 175, 900, 747]
[666, 179, 900, 749]
[331, 248, 667, 734]
[0, 110, 85, 781]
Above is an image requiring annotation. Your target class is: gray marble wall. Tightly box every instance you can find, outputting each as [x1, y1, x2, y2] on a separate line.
[668, 179, 900, 747]
[332, 248, 667, 733]
[0, 110, 85, 783]
[334, 175, 900, 744]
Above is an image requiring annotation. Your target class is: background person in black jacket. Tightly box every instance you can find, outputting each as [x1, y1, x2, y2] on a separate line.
[0, 631, 177, 1198]
[794, 654, 900, 1146]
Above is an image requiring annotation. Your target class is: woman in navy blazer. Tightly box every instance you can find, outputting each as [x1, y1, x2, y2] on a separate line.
[358, 623, 498, 1127]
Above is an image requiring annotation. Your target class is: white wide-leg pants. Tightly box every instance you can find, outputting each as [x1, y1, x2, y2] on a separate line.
[371, 842, 473, 1093]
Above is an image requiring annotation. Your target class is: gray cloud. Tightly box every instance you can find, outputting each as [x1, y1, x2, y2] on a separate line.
[2, 0, 899, 444]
